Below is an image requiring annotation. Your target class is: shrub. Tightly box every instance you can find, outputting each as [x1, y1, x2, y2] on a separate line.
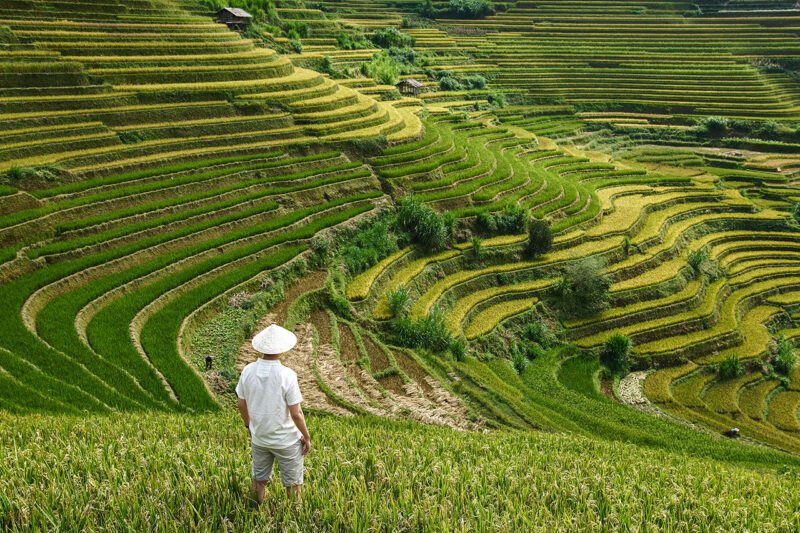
[288, 39, 303, 53]
[702, 116, 729, 137]
[341, 219, 399, 275]
[718, 355, 744, 380]
[468, 236, 483, 264]
[416, 0, 436, 18]
[553, 257, 611, 318]
[792, 203, 800, 225]
[387, 287, 411, 318]
[446, 0, 494, 18]
[688, 249, 707, 274]
[462, 74, 486, 90]
[395, 197, 452, 252]
[601, 333, 631, 375]
[450, 338, 467, 361]
[3, 165, 62, 184]
[526, 218, 552, 257]
[774, 338, 796, 376]
[391, 308, 453, 353]
[362, 51, 402, 85]
[370, 27, 415, 49]
[525, 320, 558, 349]
[622, 236, 633, 257]
[512, 350, 528, 374]
[476, 204, 527, 236]
[439, 76, 463, 91]
[488, 92, 507, 107]
[336, 32, 370, 50]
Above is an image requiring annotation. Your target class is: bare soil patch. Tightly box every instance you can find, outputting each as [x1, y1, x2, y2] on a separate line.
[379, 373, 407, 396]
[338, 322, 359, 362]
[395, 349, 434, 396]
[362, 333, 390, 372]
[310, 308, 331, 346]
[272, 270, 327, 324]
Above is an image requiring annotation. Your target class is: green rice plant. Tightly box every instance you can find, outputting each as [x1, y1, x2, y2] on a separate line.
[4, 412, 800, 529]
[386, 287, 411, 318]
[767, 390, 800, 432]
[739, 379, 781, 421]
[85, 196, 378, 410]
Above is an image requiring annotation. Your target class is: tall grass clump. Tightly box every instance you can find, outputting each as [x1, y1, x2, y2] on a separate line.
[600, 333, 631, 375]
[396, 197, 453, 252]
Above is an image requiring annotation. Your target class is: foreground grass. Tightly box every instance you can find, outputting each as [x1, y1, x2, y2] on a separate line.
[2, 412, 800, 531]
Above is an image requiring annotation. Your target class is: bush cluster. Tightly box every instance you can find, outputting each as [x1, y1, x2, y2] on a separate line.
[396, 197, 453, 252]
[601, 333, 631, 375]
[336, 32, 371, 50]
[553, 257, 611, 318]
[475, 203, 526, 235]
[370, 27, 415, 49]
[435, 72, 487, 92]
[698, 116, 786, 141]
[391, 309, 454, 354]
[341, 219, 399, 275]
[526, 218, 552, 257]
[718, 355, 744, 380]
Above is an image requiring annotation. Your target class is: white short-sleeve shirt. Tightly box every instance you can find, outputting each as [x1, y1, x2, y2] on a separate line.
[235, 359, 303, 448]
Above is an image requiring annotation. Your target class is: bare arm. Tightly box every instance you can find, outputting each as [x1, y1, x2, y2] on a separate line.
[237, 398, 250, 431]
[289, 403, 311, 454]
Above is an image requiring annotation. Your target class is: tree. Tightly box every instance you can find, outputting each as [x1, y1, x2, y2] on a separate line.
[447, 0, 494, 18]
[553, 257, 611, 317]
[417, 0, 436, 18]
[601, 333, 631, 375]
[370, 27, 415, 49]
[526, 218, 552, 257]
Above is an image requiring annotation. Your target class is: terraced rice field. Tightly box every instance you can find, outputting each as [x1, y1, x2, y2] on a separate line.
[0, 0, 425, 414]
[5, 0, 800, 528]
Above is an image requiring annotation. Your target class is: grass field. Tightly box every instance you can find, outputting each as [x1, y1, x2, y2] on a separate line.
[3, 411, 800, 531]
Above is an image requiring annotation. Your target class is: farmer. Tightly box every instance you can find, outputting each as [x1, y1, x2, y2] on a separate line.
[236, 324, 311, 503]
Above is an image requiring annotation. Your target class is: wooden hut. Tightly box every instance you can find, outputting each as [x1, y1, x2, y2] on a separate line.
[216, 7, 252, 31]
[396, 78, 423, 96]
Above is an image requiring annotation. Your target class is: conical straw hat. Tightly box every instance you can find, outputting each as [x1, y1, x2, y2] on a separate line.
[251, 324, 297, 354]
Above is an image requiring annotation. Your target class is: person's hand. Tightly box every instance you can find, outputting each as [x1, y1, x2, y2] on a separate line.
[301, 436, 311, 455]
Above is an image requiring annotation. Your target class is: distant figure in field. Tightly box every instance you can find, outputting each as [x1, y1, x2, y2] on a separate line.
[236, 324, 311, 503]
[205, 354, 214, 371]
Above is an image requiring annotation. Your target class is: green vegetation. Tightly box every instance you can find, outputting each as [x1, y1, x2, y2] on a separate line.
[718, 355, 745, 380]
[553, 258, 611, 318]
[5, 412, 800, 530]
[6, 0, 800, 525]
[601, 333, 631, 375]
[526, 218, 552, 257]
[396, 196, 453, 252]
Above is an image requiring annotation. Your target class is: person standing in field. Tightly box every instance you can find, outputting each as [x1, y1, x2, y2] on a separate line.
[236, 324, 311, 503]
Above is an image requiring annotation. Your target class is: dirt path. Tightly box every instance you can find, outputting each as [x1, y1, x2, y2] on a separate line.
[618, 371, 666, 417]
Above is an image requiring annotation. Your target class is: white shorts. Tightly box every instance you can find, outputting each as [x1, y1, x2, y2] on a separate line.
[251, 439, 304, 487]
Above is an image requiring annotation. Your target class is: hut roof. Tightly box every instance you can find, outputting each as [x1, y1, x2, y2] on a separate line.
[218, 7, 253, 18]
[397, 78, 423, 88]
